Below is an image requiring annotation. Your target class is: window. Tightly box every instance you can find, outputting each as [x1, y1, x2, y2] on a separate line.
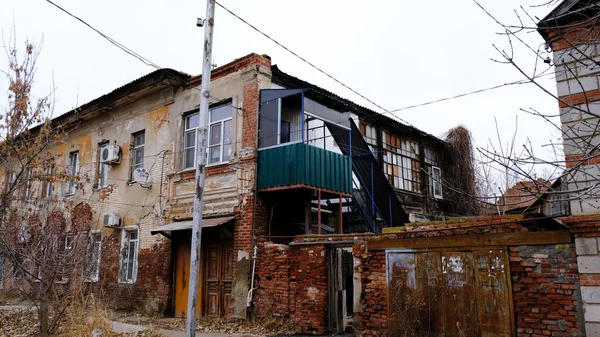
[360, 122, 378, 156]
[131, 131, 145, 178]
[42, 166, 54, 199]
[96, 142, 109, 188]
[64, 233, 73, 250]
[0, 255, 4, 290]
[424, 147, 442, 199]
[280, 120, 291, 144]
[57, 233, 73, 282]
[119, 227, 139, 283]
[5, 171, 16, 193]
[208, 105, 233, 165]
[85, 231, 102, 282]
[66, 152, 79, 195]
[24, 169, 32, 199]
[382, 131, 421, 193]
[430, 166, 443, 199]
[183, 103, 233, 169]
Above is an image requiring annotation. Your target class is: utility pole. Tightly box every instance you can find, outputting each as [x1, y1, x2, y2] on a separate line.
[186, 0, 215, 336]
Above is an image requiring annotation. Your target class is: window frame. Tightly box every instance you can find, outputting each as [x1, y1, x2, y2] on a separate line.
[84, 231, 102, 283]
[359, 122, 378, 157]
[96, 141, 110, 189]
[131, 131, 145, 180]
[23, 169, 32, 199]
[119, 226, 139, 284]
[182, 103, 233, 170]
[66, 151, 79, 196]
[42, 165, 54, 199]
[382, 131, 422, 193]
[430, 166, 443, 199]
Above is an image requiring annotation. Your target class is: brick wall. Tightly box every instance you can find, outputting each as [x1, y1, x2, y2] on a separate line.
[253, 215, 591, 336]
[92, 230, 172, 313]
[510, 244, 583, 337]
[254, 242, 328, 334]
[354, 245, 387, 337]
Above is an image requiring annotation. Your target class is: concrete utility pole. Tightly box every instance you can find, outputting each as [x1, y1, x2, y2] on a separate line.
[186, 0, 216, 336]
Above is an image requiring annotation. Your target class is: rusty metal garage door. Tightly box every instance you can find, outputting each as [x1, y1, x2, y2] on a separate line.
[386, 249, 513, 337]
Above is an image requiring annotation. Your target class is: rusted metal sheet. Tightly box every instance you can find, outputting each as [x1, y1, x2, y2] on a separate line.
[386, 249, 515, 337]
[370, 230, 571, 250]
[473, 250, 512, 337]
[416, 252, 444, 337]
[387, 252, 418, 336]
[441, 252, 478, 337]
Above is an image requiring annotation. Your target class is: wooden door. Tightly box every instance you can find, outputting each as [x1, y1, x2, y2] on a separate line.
[174, 242, 202, 318]
[204, 244, 234, 318]
[328, 248, 354, 333]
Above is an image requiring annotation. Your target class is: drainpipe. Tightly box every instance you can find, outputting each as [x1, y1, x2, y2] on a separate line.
[246, 245, 258, 318]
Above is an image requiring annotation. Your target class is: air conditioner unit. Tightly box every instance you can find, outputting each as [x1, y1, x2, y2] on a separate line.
[100, 144, 121, 164]
[103, 214, 122, 228]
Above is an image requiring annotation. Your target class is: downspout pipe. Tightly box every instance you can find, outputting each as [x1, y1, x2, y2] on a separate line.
[246, 245, 258, 317]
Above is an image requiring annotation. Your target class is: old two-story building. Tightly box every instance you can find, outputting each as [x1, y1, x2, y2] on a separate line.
[0, 53, 465, 322]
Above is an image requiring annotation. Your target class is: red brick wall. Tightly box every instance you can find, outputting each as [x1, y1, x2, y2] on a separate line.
[254, 242, 328, 333]
[355, 245, 387, 337]
[254, 242, 291, 317]
[510, 244, 583, 337]
[92, 231, 172, 313]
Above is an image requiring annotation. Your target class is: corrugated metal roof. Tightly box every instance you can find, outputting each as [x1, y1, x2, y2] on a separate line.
[270, 65, 445, 146]
[538, 0, 600, 39]
[150, 216, 235, 234]
[51, 68, 190, 124]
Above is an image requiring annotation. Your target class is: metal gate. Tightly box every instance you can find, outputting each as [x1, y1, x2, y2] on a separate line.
[386, 249, 513, 337]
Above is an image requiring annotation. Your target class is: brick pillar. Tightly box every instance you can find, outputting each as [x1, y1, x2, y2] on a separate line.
[544, 20, 600, 337]
[576, 237, 600, 335]
[231, 56, 271, 319]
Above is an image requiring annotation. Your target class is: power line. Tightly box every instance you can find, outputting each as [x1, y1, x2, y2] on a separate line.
[213, 2, 409, 120]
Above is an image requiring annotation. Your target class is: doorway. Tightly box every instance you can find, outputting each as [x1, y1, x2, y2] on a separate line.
[328, 247, 354, 333]
[173, 232, 233, 319]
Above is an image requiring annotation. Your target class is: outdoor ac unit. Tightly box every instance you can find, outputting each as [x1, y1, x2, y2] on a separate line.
[103, 214, 122, 228]
[100, 144, 121, 164]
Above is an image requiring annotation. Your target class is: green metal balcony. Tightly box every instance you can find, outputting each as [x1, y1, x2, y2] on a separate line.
[257, 142, 353, 195]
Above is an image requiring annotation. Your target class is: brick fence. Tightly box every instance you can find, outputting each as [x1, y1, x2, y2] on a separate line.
[253, 214, 596, 336]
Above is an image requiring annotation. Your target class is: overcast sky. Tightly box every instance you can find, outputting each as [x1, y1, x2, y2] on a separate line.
[1, 0, 562, 180]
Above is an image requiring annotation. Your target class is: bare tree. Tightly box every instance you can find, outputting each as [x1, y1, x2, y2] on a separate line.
[440, 1, 600, 216]
[0, 35, 95, 337]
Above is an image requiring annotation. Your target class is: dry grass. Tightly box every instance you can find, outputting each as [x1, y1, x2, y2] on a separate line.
[0, 298, 167, 337]
[154, 316, 301, 335]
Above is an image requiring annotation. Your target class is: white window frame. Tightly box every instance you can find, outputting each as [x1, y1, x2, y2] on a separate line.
[84, 231, 102, 283]
[56, 233, 73, 283]
[430, 166, 443, 199]
[67, 151, 79, 196]
[119, 226, 139, 284]
[24, 169, 32, 199]
[183, 113, 198, 170]
[0, 255, 4, 290]
[182, 103, 233, 169]
[42, 166, 54, 199]
[131, 131, 145, 178]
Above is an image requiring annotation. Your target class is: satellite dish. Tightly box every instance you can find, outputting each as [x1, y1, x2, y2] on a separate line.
[132, 168, 151, 186]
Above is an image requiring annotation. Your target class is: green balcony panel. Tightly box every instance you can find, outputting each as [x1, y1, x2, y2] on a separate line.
[258, 143, 352, 194]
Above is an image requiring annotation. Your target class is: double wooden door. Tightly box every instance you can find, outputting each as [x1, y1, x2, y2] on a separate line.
[204, 244, 234, 318]
[174, 241, 233, 319]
